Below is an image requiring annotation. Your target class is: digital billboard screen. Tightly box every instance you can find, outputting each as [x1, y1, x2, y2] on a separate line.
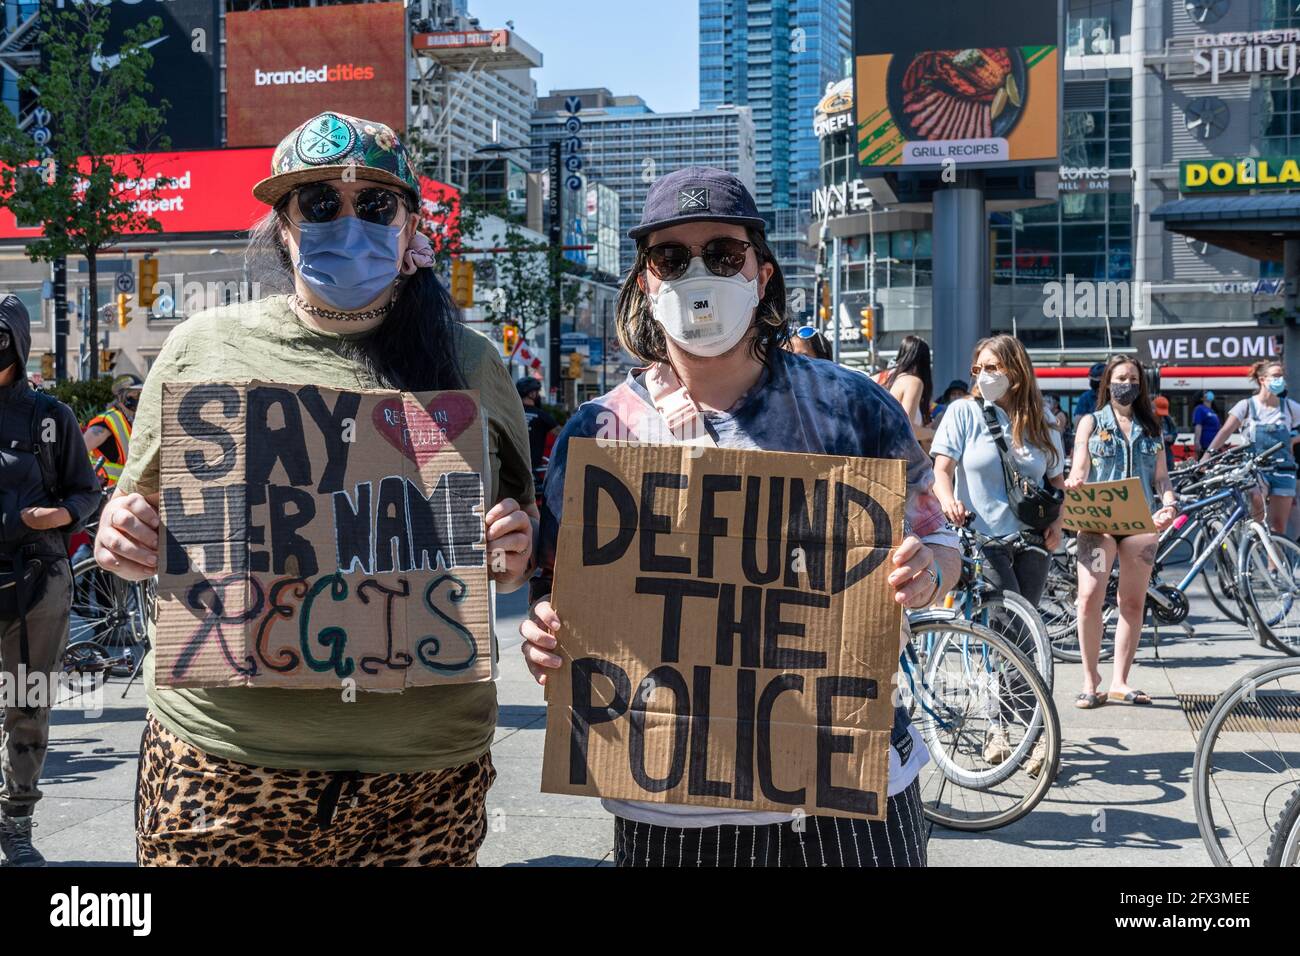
[225, 3, 407, 148]
[851, 0, 1062, 172]
[44, 0, 221, 150]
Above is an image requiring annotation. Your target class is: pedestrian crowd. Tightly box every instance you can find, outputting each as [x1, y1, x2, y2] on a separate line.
[0, 112, 1293, 869]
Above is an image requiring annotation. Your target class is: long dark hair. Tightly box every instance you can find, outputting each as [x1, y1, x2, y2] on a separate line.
[615, 225, 788, 366]
[1097, 355, 1160, 439]
[245, 200, 465, 391]
[886, 334, 934, 425]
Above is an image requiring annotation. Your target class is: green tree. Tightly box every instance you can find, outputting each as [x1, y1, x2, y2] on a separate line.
[477, 221, 588, 372]
[0, 4, 171, 379]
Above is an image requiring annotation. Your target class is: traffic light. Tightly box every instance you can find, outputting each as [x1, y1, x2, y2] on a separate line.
[116, 292, 130, 329]
[860, 306, 875, 341]
[99, 348, 118, 373]
[450, 259, 475, 309]
[138, 257, 158, 309]
[565, 351, 583, 380]
[41, 352, 54, 380]
[502, 324, 519, 355]
[819, 281, 831, 324]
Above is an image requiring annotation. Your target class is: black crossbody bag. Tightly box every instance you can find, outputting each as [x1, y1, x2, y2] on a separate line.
[978, 399, 1064, 531]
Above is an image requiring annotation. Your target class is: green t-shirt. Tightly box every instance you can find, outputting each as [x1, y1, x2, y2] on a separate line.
[117, 295, 534, 772]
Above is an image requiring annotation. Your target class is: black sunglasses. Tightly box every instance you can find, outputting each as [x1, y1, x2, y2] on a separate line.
[293, 183, 408, 226]
[645, 237, 753, 281]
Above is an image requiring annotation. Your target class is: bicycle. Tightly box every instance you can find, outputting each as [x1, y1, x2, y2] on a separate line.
[62, 500, 154, 694]
[934, 522, 1053, 688]
[1265, 786, 1300, 866]
[1192, 656, 1300, 866]
[899, 614, 1062, 831]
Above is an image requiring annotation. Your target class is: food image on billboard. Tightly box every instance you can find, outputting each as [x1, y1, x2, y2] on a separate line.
[852, 1, 1061, 171]
[225, 3, 407, 148]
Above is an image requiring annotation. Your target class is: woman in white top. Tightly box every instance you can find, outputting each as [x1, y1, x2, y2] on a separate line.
[1203, 360, 1300, 534]
[886, 334, 935, 453]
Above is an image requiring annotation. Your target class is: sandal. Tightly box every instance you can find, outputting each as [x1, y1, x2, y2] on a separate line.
[1075, 691, 1106, 710]
[1108, 690, 1153, 706]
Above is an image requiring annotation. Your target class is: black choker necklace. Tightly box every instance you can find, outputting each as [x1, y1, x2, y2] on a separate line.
[291, 294, 392, 323]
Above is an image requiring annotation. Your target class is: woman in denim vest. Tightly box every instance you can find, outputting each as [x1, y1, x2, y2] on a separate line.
[1065, 356, 1177, 709]
[1202, 361, 1300, 534]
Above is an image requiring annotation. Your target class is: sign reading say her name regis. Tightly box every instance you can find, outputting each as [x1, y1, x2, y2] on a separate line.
[541, 439, 905, 821]
[155, 382, 492, 690]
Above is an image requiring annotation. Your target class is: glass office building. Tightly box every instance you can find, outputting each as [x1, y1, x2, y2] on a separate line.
[531, 89, 757, 276]
[700, 0, 851, 213]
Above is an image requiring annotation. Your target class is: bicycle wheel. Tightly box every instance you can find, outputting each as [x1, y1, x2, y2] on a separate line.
[1193, 658, 1300, 866]
[1238, 533, 1300, 656]
[62, 639, 115, 674]
[969, 589, 1053, 689]
[1265, 786, 1300, 866]
[906, 617, 1061, 831]
[1195, 518, 1248, 627]
[69, 556, 150, 671]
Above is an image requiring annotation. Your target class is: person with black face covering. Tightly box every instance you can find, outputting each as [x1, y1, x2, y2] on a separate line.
[0, 294, 101, 866]
[83, 374, 142, 490]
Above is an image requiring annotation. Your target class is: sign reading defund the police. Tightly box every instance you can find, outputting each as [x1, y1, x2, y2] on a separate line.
[541, 439, 905, 821]
[155, 382, 493, 690]
[1062, 478, 1155, 536]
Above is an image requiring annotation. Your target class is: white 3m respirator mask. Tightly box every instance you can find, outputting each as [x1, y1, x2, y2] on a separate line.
[648, 258, 760, 358]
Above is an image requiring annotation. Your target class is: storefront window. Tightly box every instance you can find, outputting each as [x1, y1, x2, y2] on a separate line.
[1259, 80, 1300, 155]
[1263, 0, 1300, 29]
[1065, 0, 1128, 56]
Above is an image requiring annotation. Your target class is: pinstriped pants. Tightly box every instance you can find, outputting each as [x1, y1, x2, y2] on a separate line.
[613, 780, 928, 868]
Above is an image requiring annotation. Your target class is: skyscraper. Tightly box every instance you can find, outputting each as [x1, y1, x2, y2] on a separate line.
[700, 0, 851, 213]
[532, 89, 757, 276]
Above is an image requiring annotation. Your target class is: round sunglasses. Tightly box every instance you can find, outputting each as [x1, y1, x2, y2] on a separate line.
[645, 237, 754, 281]
[292, 182, 409, 227]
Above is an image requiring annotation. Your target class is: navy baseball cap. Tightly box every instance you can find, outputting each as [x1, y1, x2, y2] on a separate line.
[629, 166, 766, 241]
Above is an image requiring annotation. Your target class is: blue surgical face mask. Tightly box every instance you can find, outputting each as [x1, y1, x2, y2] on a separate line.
[294, 216, 402, 311]
[1269, 377, 1288, 395]
[1204, 391, 1215, 403]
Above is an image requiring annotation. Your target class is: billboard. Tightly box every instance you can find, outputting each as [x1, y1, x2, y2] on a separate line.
[0, 149, 458, 241]
[46, 0, 220, 150]
[225, 3, 407, 148]
[1180, 156, 1300, 193]
[851, 0, 1061, 172]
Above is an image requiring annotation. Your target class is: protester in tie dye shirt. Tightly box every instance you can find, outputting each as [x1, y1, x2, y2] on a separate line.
[520, 166, 959, 868]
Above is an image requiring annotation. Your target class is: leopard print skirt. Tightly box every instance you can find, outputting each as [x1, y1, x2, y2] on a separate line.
[135, 715, 495, 866]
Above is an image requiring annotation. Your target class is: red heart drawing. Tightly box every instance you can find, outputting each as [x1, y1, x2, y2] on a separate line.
[372, 392, 478, 465]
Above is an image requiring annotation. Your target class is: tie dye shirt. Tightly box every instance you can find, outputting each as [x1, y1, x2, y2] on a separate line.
[531, 348, 958, 828]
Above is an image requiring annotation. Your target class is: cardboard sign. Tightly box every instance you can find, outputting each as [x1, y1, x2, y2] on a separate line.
[155, 382, 493, 690]
[541, 439, 906, 821]
[1061, 478, 1155, 535]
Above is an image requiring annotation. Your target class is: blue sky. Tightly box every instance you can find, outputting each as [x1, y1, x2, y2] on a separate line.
[468, 0, 700, 113]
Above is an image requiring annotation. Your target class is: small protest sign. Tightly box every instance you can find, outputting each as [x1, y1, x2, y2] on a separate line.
[155, 381, 493, 690]
[1061, 478, 1155, 535]
[540, 438, 905, 821]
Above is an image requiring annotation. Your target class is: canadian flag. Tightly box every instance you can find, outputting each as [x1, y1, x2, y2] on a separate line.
[510, 342, 543, 372]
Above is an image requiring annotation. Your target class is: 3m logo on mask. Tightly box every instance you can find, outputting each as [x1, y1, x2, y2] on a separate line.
[682, 297, 717, 339]
[678, 188, 710, 212]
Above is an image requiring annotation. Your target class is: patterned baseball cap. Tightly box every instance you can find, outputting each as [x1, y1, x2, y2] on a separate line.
[628, 166, 765, 241]
[252, 111, 420, 206]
